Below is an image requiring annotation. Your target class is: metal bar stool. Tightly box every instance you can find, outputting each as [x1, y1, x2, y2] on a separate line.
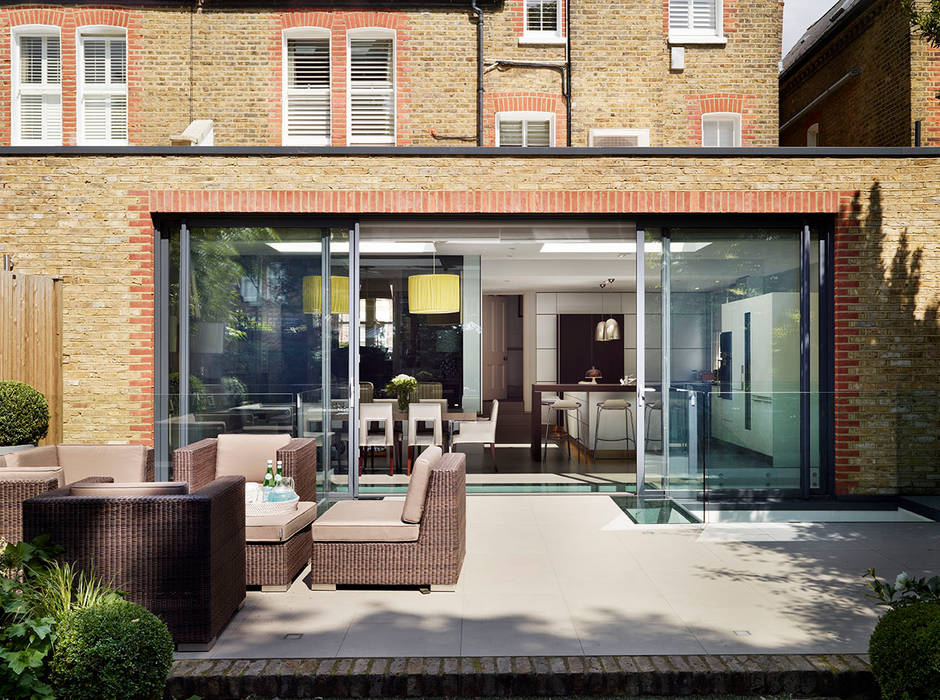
[542, 398, 582, 463]
[593, 399, 635, 459]
[644, 400, 663, 451]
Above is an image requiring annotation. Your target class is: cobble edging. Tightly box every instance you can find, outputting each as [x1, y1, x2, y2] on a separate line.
[165, 654, 877, 699]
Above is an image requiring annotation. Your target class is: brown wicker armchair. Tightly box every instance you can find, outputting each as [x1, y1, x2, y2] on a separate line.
[173, 433, 316, 502]
[309, 450, 466, 590]
[22, 476, 246, 651]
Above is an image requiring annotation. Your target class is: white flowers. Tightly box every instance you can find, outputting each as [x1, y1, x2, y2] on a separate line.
[895, 572, 912, 588]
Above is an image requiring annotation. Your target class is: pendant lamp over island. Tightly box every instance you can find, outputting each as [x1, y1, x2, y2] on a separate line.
[408, 252, 460, 314]
[302, 275, 350, 315]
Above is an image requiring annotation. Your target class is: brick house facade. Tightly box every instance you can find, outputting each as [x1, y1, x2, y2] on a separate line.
[779, 0, 940, 147]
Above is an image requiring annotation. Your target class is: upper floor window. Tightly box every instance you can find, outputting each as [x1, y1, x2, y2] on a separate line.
[524, 0, 562, 38]
[668, 0, 723, 44]
[702, 113, 740, 147]
[78, 28, 128, 145]
[283, 29, 330, 146]
[348, 30, 395, 145]
[12, 28, 62, 145]
[589, 128, 650, 147]
[497, 112, 553, 147]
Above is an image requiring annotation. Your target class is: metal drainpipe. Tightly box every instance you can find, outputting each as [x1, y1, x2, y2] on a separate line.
[565, 0, 571, 146]
[471, 0, 484, 146]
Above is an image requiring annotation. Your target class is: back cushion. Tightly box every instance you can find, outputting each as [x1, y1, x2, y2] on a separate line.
[5, 445, 59, 468]
[70, 481, 188, 497]
[402, 445, 441, 524]
[56, 444, 147, 484]
[0, 466, 65, 488]
[216, 433, 292, 483]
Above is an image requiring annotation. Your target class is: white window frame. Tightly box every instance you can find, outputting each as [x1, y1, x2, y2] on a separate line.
[496, 111, 555, 147]
[520, 0, 566, 46]
[11, 25, 62, 146]
[701, 112, 741, 147]
[589, 128, 650, 147]
[668, 0, 726, 46]
[76, 25, 128, 146]
[282, 27, 331, 146]
[807, 123, 819, 147]
[346, 27, 396, 146]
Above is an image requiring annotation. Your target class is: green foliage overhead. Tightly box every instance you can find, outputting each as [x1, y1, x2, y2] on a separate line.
[0, 382, 49, 447]
[50, 600, 173, 700]
[904, 0, 940, 46]
[869, 602, 940, 700]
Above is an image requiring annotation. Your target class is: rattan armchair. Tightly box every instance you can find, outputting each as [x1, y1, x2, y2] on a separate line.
[22, 476, 246, 651]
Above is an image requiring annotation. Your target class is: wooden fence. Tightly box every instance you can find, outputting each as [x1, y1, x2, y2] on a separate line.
[0, 272, 63, 444]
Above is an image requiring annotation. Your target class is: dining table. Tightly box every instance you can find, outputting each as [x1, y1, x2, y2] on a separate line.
[391, 408, 478, 469]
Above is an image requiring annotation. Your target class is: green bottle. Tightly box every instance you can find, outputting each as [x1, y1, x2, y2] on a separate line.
[275, 460, 284, 485]
[263, 460, 275, 488]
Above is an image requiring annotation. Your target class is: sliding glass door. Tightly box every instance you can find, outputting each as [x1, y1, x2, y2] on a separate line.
[156, 222, 357, 497]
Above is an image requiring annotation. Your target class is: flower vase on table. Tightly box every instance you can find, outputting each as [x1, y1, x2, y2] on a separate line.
[385, 374, 418, 413]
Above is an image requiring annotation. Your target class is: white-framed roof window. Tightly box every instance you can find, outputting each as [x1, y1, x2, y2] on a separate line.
[589, 128, 650, 147]
[807, 123, 819, 147]
[702, 112, 740, 147]
[347, 28, 395, 146]
[668, 0, 725, 45]
[282, 27, 331, 146]
[496, 111, 554, 147]
[520, 0, 566, 45]
[77, 26, 128, 145]
[11, 25, 62, 146]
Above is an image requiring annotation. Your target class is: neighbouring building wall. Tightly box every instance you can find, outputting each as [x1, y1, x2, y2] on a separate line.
[909, 1, 940, 146]
[779, 0, 913, 147]
[0, 153, 939, 495]
[0, 1, 782, 147]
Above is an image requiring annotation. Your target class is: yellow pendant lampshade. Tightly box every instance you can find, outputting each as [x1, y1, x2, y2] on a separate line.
[303, 275, 350, 315]
[408, 274, 460, 314]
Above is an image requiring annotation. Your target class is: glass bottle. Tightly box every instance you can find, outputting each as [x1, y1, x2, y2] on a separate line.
[262, 460, 275, 489]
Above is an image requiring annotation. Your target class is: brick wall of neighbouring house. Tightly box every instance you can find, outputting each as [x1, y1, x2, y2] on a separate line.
[0, 0, 781, 147]
[0, 153, 938, 495]
[910, 11, 940, 147]
[779, 0, 913, 147]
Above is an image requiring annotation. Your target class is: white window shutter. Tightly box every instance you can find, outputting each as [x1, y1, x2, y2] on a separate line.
[526, 0, 559, 33]
[84, 39, 107, 83]
[692, 0, 717, 31]
[349, 37, 395, 144]
[668, 0, 691, 31]
[15, 34, 62, 144]
[670, 0, 719, 34]
[80, 34, 128, 144]
[286, 38, 330, 143]
[83, 95, 109, 141]
[499, 120, 524, 146]
[526, 120, 551, 147]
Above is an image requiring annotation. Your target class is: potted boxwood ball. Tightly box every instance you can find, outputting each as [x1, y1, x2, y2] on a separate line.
[0, 380, 50, 455]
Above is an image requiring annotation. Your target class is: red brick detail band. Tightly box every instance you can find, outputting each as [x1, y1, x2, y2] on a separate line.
[686, 93, 757, 146]
[271, 11, 410, 146]
[483, 93, 567, 147]
[0, 6, 140, 146]
[127, 191, 155, 444]
[147, 189, 843, 215]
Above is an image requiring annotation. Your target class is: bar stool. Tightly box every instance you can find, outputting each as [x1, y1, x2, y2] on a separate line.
[593, 399, 635, 459]
[542, 398, 582, 463]
[645, 400, 663, 451]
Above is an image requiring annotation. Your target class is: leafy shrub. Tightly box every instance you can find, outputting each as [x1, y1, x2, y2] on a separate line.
[865, 568, 940, 609]
[869, 602, 940, 700]
[50, 599, 173, 700]
[0, 381, 49, 447]
[23, 560, 123, 622]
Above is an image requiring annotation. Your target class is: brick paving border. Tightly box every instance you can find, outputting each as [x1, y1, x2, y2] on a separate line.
[165, 653, 877, 699]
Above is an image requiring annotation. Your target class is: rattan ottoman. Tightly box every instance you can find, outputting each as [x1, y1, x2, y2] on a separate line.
[245, 501, 316, 592]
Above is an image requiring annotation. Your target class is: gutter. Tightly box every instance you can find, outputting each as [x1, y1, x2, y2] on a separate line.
[471, 0, 484, 146]
[779, 67, 862, 134]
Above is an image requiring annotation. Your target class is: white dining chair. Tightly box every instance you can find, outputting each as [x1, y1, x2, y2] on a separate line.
[450, 400, 499, 465]
[407, 402, 443, 474]
[359, 402, 395, 476]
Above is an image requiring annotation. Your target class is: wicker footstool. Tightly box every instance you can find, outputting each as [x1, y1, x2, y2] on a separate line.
[245, 501, 316, 592]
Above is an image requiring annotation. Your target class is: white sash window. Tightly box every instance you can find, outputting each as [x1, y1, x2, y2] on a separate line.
[348, 31, 395, 145]
[668, 0, 723, 43]
[497, 112, 554, 147]
[283, 30, 330, 145]
[702, 113, 741, 147]
[12, 29, 62, 145]
[525, 0, 560, 35]
[78, 29, 127, 145]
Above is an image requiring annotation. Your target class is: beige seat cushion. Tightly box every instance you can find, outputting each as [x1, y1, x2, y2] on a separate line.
[246, 501, 317, 543]
[216, 433, 292, 483]
[56, 444, 148, 484]
[5, 445, 59, 468]
[402, 446, 440, 523]
[311, 499, 419, 542]
[70, 481, 188, 497]
[0, 466, 65, 488]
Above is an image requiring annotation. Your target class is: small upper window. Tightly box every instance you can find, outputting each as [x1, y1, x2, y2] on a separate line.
[497, 112, 553, 147]
[668, 0, 723, 43]
[348, 30, 395, 145]
[12, 28, 62, 145]
[702, 113, 740, 147]
[283, 29, 331, 145]
[589, 129, 650, 147]
[78, 28, 128, 145]
[525, 0, 560, 35]
[807, 123, 819, 147]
